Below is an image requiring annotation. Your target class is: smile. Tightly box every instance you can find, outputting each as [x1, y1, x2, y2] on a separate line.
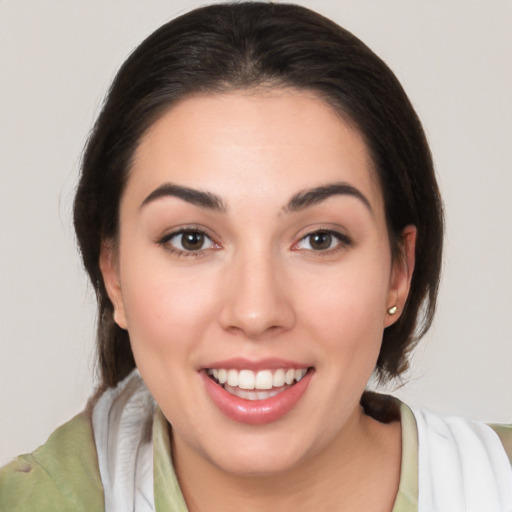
[202, 364, 313, 424]
[206, 368, 308, 401]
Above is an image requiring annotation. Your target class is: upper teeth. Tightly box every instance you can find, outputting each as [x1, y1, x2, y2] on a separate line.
[207, 368, 307, 390]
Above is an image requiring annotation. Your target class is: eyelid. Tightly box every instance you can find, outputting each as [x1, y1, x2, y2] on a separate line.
[291, 227, 352, 253]
[156, 225, 221, 257]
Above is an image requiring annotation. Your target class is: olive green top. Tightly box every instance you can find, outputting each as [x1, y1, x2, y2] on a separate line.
[1, 402, 510, 511]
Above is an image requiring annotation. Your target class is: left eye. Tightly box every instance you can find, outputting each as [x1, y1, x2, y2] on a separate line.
[166, 230, 216, 252]
[295, 231, 345, 251]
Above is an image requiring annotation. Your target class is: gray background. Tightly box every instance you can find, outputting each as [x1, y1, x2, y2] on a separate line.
[1, 0, 511, 465]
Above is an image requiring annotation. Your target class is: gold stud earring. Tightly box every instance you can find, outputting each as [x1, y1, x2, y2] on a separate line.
[387, 305, 398, 315]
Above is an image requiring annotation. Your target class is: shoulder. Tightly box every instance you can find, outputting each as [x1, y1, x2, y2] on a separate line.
[410, 407, 512, 509]
[0, 411, 104, 512]
[412, 406, 512, 465]
[489, 423, 512, 466]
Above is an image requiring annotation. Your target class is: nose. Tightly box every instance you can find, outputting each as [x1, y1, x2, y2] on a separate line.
[218, 251, 296, 340]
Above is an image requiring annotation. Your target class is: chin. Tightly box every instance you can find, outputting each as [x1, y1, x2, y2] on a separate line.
[189, 422, 328, 478]
[207, 444, 310, 477]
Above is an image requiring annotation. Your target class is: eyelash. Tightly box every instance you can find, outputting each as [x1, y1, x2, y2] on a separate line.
[292, 230, 352, 255]
[157, 228, 220, 258]
[157, 228, 351, 258]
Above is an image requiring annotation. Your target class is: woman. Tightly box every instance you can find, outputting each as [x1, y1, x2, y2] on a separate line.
[1, 3, 510, 511]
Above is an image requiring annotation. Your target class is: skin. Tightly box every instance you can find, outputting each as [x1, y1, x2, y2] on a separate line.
[101, 89, 416, 511]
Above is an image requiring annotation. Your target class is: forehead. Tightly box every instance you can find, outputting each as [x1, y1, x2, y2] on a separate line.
[128, 89, 382, 212]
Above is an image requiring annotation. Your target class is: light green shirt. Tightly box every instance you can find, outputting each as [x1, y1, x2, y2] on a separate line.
[1, 402, 510, 511]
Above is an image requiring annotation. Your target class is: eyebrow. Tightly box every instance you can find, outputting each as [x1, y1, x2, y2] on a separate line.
[140, 183, 227, 212]
[140, 181, 371, 215]
[284, 182, 372, 214]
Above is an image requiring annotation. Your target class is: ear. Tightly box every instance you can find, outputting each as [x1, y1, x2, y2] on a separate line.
[384, 225, 416, 327]
[99, 241, 128, 330]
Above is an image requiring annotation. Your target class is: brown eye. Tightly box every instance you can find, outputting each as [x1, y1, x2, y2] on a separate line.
[309, 232, 333, 250]
[294, 230, 351, 253]
[164, 230, 216, 253]
[181, 231, 205, 250]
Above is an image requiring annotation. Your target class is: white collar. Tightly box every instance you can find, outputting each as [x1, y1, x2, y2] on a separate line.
[92, 370, 156, 512]
[413, 407, 512, 511]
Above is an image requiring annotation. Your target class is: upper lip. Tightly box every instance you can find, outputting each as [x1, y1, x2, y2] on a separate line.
[201, 357, 310, 372]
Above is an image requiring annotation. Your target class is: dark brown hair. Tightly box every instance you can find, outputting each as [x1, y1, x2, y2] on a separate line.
[74, 2, 443, 390]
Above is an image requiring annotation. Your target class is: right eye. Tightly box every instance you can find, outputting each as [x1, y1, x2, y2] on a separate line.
[159, 229, 218, 256]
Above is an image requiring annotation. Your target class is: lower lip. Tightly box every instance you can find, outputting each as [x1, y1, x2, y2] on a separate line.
[201, 370, 313, 425]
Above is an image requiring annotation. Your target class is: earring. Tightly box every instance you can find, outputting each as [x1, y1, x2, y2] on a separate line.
[387, 305, 398, 315]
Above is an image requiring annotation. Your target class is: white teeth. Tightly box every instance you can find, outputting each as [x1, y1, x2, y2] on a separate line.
[224, 385, 285, 401]
[273, 369, 285, 387]
[227, 369, 238, 386]
[285, 369, 295, 385]
[238, 370, 255, 390]
[208, 367, 308, 391]
[295, 369, 306, 382]
[255, 370, 273, 390]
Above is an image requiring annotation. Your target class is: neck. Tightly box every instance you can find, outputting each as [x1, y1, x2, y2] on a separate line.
[172, 405, 402, 512]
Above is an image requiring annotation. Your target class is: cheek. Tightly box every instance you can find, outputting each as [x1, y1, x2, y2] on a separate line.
[295, 255, 391, 359]
[119, 252, 220, 359]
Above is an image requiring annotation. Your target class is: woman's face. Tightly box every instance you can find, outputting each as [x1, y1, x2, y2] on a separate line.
[101, 89, 414, 476]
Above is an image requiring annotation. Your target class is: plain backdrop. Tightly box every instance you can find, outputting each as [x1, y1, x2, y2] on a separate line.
[1, 0, 511, 466]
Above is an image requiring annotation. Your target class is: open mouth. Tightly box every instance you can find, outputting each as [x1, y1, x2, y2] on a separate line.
[202, 365, 314, 424]
[206, 367, 310, 401]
